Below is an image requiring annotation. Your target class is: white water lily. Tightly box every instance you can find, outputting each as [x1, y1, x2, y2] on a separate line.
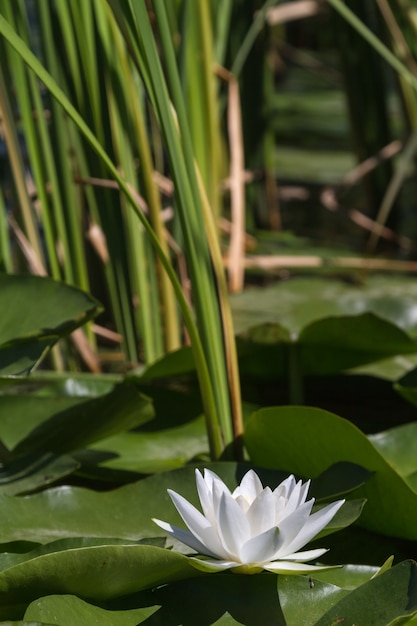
[153, 468, 345, 574]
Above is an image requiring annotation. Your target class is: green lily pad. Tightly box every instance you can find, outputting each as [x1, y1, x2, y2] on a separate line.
[0, 545, 195, 620]
[87, 415, 208, 474]
[0, 537, 165, 574]
[278, 575, 347, 625]
[23, 564, 415, 626]
[315, 560, 417, 625]
[0, 381, 153, 456]
[139, 346, 195, 379]
[312, 563, 379, 589]
[230, 276, 417, 337]
[0, 453, 79, 496]
[26, 574, 284, 626]
[388, 612, 417, 625]
[368, 423, 417, 483]
[309, 462, 373, 500]
[0, 274, 102, 375]
[0, 621, 55, 625]
[395, 371, 417, 409]
[238, 313, 417, 378]
[299, 313, 417, 375]
[25, 594, 157, 625]
[245, 406, 417, 539]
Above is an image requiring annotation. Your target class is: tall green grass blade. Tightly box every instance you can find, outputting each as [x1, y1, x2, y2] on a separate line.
[230, 0, 276, 78]
[0, 50, 44, 270]
[126, 0, 240, 453]
[179, 1, 221, 215]
[213, 0, 233, 66]
[328, 0, 417, 95]
[0, 10, 224, 457]
[37, 0, 88, 288]
[0, 189, 12, 273]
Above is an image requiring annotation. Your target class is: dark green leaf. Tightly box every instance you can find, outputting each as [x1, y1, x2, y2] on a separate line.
[0, 338, 56, 377]
[387, 610, 417, 625]
[279, 575, 347, 625]
[0, 377, 118, 451]
[299, 313, 417, 374]
[245, 406, 417, 539]
[0, 453, 79, 495]
[0, 275, 102, 375]
[368, 423, 417, 482]
[0, 537, 165, 573]
[310, 462, 373, 500]
[395, 375, 417, 410]
[0, 545, 195, 620]
[230, 276, 417, 337]
[25, 594, 157, 625]
[87, 415, 208, 474]
[0, 621, 56, 625]
[139, 346, 195, 379]
[238, 314, 417, 379]
[13, 382, 153, 456]
[25, 575, 284, 625]
[312, 563, 378, 588]
[314, 561, 417, 626]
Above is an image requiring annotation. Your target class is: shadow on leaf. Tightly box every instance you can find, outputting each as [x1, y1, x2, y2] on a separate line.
[137, 573, 285, 625]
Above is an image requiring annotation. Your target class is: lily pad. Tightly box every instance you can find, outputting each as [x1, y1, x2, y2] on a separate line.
[315, 560, 417, 625]
[0, 537, 165, 574]
[23, 564, 415, 626]
[238, 314, 417, 378]
[230, 276, 417, 337]
[245, 406, 417, 539]
[0, 381, 153, 456]
[0, 621, 55, 625]
[0, 545, 195, 620]
[0, 274, 102, 375]
[25, 594, 157, 625]
[26, 575, 284, 626]
[139, 346, 195, 379]
[278, 575, 347, 625]
[87, 416, 208, 474]
[368, 423, 417, 483]
[0, 453, 79, 496]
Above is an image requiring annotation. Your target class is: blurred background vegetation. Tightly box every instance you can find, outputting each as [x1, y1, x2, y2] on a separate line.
[2, 0, 417, 373]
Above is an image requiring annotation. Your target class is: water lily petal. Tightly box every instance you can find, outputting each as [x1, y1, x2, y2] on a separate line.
[246, 487, 277, 535]
[274, 476, 304, 520]
[168, 489, 209, 531]
[204, 468, 231, 498]
[234, 494, 251, 513]
[283, 499, 345, 555]
[232, 469, 263, 504]
[273, 474, 296, 499]
[298, 480, 311, 505]
[240, 526, 282, 563]
[264, 561, 342, 574]
[284, 479, 310, 516]
[153, 518, 216, 557]
[200, 469, 233, 522]
[283, 547, 328, 561]
[273, 499, 314, 555]
[216, 489, 251, 559]
[195, 469, 217, 526]
[155, 513, 229, 560]
[190, 557, 239, 572]
[168, 489, 229, 557]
